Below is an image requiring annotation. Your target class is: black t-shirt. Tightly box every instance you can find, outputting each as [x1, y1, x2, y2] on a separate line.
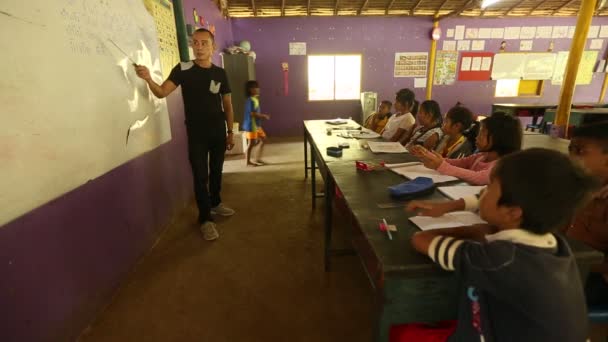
[168, 62, 231, 133]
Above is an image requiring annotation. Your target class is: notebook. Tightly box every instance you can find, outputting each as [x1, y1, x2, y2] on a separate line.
[367, 141, 408, 153]
[389, 164, 458, 183]
[409, 211, 486, 231]
[438, 185, 485, 200]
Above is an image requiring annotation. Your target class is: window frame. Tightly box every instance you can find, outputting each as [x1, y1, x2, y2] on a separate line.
[307, 54, 362, 102]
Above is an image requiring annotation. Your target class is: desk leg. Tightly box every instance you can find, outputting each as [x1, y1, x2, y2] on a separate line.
[324, 172, 334, 271]
[304, 127, 308, 179]
[311, 147, 316, 209]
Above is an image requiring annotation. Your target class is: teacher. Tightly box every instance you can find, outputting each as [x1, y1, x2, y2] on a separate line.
[135, 28, 235, 241]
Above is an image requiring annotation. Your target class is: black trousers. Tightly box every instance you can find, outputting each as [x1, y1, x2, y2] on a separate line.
[186, 129, 226, 223]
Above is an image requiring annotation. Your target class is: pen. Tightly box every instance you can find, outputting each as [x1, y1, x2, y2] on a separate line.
[382, 218, 392, 240]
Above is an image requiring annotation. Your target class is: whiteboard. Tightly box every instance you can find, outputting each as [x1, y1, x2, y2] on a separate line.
[0, 0, 172, 226]
[523, 53, 557, 80]
[491, 53, 527, 79]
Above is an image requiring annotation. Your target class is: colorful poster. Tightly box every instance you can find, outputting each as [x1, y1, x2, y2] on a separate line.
[394, 52, 428, 78]
[434, 50, 458, 85]
[144, 0, 180, 80]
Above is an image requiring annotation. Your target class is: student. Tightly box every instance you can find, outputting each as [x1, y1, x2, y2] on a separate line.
[134, 28, 235, 241]
[242, 80, 270, 166]
[364, 100, 392, 134]
[402, 100, 443, 150]
[381, 89, 417, 142]
[392, 148, 597, 342]
[434, 105, 476, 159]
[565, 122, 608, 307]
[409, 112, 522, 185]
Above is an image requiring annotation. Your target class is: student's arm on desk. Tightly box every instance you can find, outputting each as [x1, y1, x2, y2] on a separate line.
[411, 224, 498, 256]
[437, 160, 491, 185]
[406, 195, 481, 217]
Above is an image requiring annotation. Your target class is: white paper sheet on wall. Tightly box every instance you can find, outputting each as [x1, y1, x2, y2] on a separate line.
[596, 60, 607, 73]
[552, 26, 569, 39]
[600, 26, 608, 38]
[455, 25, 465, 40]
[504, 27, 521, 40]
[536, 26, 552, 39]
[478, 28, 492, 39]
[520, 40, 533, 51]
[414, 78, 427, 88]
[461, 57, 472, 71]
[471, 57, 482, 71]
[443, 40, 457, 51]
[465, 28, 479, 39]
[520, 27, 536, 40]
[471, 40, 485, 51]
[591, 39, 604, 50]
[481, 57, 492, 71]
[447, 28, 455, 38]
[568, 26, 576, 38]
[491, 28, 505, 39]
[589, 26, 600, 39]
[457, 40, 471, 51]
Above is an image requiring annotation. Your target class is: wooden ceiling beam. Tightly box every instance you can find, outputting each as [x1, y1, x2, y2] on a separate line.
[281, 0, 285, 16]
[410, 0, 424, 15]
[528, 0, 546, 15]
[307, 0, 311, 15]
[552, 0, 577, 15]
[358, 0, 370, 15]
[506, 0, 528, 15]
[385, 0, 396, 15]
[251, 0, 257, 16]
[435, 0, 451, 15]
[335, 0, 340, 15]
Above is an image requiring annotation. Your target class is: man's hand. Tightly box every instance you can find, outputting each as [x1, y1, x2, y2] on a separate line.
[226, 133, 235, 150]
[134, 65, 151, 81]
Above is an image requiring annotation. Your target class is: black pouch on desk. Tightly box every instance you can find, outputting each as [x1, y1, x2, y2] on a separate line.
[388, 177, 435, 199]
[326, 146, 343, 157]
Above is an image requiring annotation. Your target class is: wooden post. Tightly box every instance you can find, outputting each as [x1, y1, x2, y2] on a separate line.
[426, 17, 439, 100]
[599, 48, 608, 102]
[555, 0, 598, 137]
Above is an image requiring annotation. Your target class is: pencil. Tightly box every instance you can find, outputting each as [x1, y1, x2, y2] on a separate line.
[382, 218, 392, 240]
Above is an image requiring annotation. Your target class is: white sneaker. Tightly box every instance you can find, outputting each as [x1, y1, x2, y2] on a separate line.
[200, 221, 219, 241]
[210, 203, 235, 216]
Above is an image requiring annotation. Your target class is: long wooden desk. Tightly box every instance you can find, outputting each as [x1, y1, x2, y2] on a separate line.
[303, 119, 603, 342]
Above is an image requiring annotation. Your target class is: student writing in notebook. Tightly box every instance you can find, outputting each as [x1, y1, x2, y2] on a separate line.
[402, 100, 443, 150]
[409, 112, 522, 185]
[434, 105, 477, 159]
[391, 148, 597, 342]
[381, 89, 417, 142]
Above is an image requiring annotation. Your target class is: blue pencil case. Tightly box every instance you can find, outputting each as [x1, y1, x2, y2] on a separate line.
[388, 177, 435, 199]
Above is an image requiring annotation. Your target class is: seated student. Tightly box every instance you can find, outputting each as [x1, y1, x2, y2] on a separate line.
[434, 105, 476, 159]
[565, 122, 608, 307]
[402, 100, 443, 150]
[409, 112, 522, 185]
[364, 100, 393, 134]
[381, 89, 417, 142]
[392, 148, 597, 342]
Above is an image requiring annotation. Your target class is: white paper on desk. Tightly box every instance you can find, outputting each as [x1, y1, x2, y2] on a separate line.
[384, 162, 422, 168]
[410, 211, 486, 231]
[367, 141, 408, 153]
[350, 128, 381, 139]
[438, 185, 485, 200]
[389, 164, 458, 183]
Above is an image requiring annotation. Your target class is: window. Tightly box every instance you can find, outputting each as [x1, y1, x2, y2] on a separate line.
[495, 79, 544, 97]
[308, 55, 361, 101]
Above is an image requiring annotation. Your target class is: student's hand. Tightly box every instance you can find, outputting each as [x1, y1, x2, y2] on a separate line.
[134, 65, 151, 81]
[419, 149, 444, 170]
[405, 200, 452, 217]
[408, 144, 426, 157]
[226, 133, 235, 150]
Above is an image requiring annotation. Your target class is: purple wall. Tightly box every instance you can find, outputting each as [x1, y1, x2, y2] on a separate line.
[232, 16, 608, 136]
[182, 0, 234, 65]
[0, 1, 233, 341]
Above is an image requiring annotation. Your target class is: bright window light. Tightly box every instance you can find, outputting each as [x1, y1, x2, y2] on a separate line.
[495, 79, 520, 97]
[308, 55, 361, 101]
[481, 0, 500, 9]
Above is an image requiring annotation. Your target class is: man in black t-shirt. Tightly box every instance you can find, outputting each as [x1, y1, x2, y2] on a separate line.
[135, 28, 235, 241]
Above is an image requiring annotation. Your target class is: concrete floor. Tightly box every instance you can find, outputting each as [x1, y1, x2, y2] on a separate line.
[80, 138, 373, 342]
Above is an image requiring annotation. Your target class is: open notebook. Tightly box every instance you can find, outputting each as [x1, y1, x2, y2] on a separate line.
[409, 211, 486, 231]
[367, 141, 408, 153]
[389, 164, 458, 183]
[438, 185, 485, 200]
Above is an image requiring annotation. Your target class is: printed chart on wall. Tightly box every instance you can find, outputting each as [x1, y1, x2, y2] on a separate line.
[552, 50, 599, 85]
[394, 52, 428, 77]
[144, 0, 180, 79]
[0, 0, 171, 227]
[434, 50, 458, 85]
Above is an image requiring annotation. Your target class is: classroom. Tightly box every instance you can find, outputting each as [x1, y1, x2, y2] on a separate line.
[2, 0, 608, 341]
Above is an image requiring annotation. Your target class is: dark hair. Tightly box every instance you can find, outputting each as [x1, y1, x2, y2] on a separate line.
[572, 122, 608, 152]
[395, 88, 416, 112]
[493, 148, 598, 234]
[411, 100, 419, 116]
[419, 100, 442, 124]
[245, 80, 259, 96]
[194, 28, 215, 42]
[481, 112, 522, 156]
[380, 100, 392, 109]
[445, 105, 474, 133]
